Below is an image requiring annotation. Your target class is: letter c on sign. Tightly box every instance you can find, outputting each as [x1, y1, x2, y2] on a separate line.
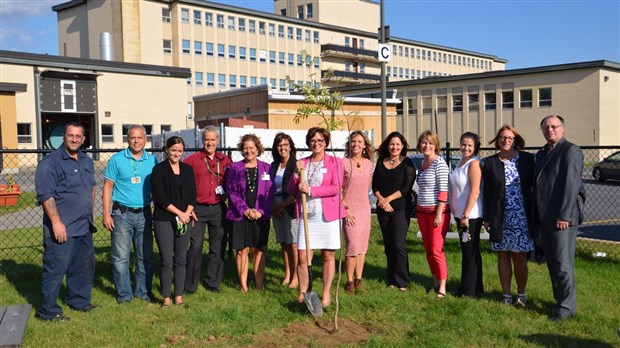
[378, 43, 391, 62]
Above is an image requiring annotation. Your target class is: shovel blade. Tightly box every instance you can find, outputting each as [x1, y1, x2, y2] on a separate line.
[303, 291, 323, 317]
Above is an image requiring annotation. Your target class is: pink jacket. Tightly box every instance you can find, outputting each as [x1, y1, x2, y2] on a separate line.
[288, 153, 346, 222]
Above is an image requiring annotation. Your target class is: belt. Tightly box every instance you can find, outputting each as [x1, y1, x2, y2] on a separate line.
[113, 202, 148, 213]
[197, 202, 221, 207]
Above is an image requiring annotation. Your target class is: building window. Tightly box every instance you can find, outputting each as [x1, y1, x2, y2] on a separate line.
[306, 4, 313, 18]
[250, 48, 256, 61]
[207, 73, 215, 86]
[217, 14, 224, 28]
[259, 21, 265, 35]
[436, 95, 447, 113]
[359, 62, 366, 73]
[181, 8, 189, 23]
[160, 125, 171, 133]
[239, 47, 246, 60]
[193, 10, 201, 24]
[280, 8, 286, 16]
[206, 42, 214, 56]
[143, 125, 153, 142]
[422, 96, 432, 114]
[407, 96, 418, 115]
[404, 47, 409, 57]
[194, 41, 202, 55]
[218, 74, 226, 88]
[468, 93, 479, 111]
[278, 52, 285, 64]
[404, 68, 409, 78]
[287, 26, 293, 39]
[269, 23, 275, 37]
[250, 76, 257, 86]
[195, 71, 203, 86]
[186, 77, 191, 86]
[501, 91, 514, 109]
[296, 28, 302, 40]
[520, 89, 533, 108]
[278, 25, 284, 38]
[239, 18, 246, 31]
[313, 31, 319, 43]
[345, 61, 351, 72]
[182, 40, 190, 54]
[452, 95, 463, 112]
[485, 92, 496, 110]
[305, 30, 311, 42]
[386, 66, 391, 76]
[297, 54, 302, 66]
[17, 123, 32, 143]
[205, 12, 213, 26]
[249, 20, 256, 33]
[279, 79, 286, 91]
[259, 50, 267, 62]
[314, 57, 319, 68]
[288, 53, 294, 65]
[399, 68, 403, 78]
[229, 45, 236, 58]
[270, 78, 276, 89]
[162, 8, 171, 23]
[539, 87, 552, 107]
[269, 51, 276, 63]
[344, 37, 350, 47]
[217, 44, 225, 57]
[101, 124, 113, 143]
[240, 76, 247, 88]
[228, 16, 235, 30]
[260, 77, 267, 85]
[163, 39, 172, 54]
[297, 5, 304, 19]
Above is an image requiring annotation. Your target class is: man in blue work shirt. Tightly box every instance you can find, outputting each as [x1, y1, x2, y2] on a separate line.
[35, 122, 98, 322]
[102, 125, 157, 303]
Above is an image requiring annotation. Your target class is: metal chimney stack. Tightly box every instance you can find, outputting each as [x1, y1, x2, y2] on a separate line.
[99, 32, 114, 61]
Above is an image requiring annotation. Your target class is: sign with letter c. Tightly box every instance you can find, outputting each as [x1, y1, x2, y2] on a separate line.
[378, 44, 391, 62]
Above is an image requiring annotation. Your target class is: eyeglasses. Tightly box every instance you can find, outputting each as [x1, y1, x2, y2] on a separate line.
[498, 136, 515, 141]
[309, 139, 325, 144]
[541, 124, 563, 130]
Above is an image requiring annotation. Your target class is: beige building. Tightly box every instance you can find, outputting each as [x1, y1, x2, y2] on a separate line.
[53, 0, 507, 110]
[337, 60, 620, 148]
[0, 50, 191, 167]
[193, 85, 399, 147]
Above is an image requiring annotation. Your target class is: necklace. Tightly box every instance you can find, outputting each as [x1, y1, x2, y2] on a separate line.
[351, 156, 362, 168]
[246, 167, 258, 192]
[388, 156, 399, 165]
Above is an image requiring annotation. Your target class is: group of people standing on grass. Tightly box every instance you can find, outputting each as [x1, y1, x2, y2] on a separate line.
[34, 114, 583, 323]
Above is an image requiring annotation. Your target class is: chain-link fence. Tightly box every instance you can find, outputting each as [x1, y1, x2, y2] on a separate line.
[1, 146, 618, 264]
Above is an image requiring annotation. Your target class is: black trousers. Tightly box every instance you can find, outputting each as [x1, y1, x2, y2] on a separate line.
[184, 203, 226, 292]
[154, 221, 191, 298]
[377, 208, 411, 288]
[456, 218, 484, 297]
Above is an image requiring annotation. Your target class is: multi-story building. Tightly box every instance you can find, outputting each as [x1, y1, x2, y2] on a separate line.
[53, 0, 507, 105]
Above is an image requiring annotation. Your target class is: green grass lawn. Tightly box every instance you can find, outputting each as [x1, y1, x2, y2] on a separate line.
[1, 217, 618, 347]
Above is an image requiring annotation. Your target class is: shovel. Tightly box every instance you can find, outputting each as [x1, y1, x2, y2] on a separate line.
[300, 168, 323, 317]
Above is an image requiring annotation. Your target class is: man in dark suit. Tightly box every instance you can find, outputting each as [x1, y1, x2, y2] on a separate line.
[534, 115, 583, 322]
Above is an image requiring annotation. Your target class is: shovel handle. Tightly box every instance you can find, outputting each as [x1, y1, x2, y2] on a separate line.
[300, 168, 311, 265]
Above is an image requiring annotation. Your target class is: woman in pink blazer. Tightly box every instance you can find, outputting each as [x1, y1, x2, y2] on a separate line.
[288, 127, 345, 307]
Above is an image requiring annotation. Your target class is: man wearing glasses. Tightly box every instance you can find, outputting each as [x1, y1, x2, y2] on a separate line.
[534, 115, 584, 322]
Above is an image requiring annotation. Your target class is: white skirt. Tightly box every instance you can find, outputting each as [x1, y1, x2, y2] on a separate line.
[297, 213, 341, 250]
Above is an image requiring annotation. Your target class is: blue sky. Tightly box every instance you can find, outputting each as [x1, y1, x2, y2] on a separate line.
[0, 0, 618, 69]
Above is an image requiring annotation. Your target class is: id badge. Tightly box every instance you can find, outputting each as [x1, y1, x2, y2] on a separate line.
[261, 173, 270, 181]
[131, 176, 142, 184]
[215, 185, 225, 195]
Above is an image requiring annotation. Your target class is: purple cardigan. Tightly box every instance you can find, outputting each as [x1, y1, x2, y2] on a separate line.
[288, 153, 346, 222]
[225, 160, 274, 222]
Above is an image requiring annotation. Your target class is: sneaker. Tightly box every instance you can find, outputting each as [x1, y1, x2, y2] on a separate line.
[501, 295, 513, 305]
[36, 313, 70, 322]
[515, 296, 527, 308]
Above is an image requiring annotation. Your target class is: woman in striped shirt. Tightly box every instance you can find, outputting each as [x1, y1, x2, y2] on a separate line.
[416, 130, 451, 298]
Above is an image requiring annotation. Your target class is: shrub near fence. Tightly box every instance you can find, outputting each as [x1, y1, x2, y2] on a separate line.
[1, 146, 618, 264]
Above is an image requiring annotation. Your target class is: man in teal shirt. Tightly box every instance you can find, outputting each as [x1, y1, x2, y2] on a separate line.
[103, 125, 157, 303]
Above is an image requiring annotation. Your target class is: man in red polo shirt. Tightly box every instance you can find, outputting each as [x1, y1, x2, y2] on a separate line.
[184, 126, 232, 293]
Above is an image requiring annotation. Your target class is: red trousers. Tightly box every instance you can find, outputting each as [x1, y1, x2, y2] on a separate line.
[417, 210, 450, 280]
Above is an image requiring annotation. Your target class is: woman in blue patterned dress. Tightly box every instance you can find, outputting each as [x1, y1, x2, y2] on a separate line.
[482, 125, 535, 307]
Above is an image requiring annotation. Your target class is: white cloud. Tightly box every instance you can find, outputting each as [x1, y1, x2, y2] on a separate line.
[0, 0, 65, 17]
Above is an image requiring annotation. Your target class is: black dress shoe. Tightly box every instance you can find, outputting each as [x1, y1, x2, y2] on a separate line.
[70, 303, 100, 312]
[549, 313, 573, 322]
[206, 286, 220, 293]
[36, 313, 70, 322]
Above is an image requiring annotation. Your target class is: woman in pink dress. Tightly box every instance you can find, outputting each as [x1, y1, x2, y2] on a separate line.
[341, 131, 374, 295]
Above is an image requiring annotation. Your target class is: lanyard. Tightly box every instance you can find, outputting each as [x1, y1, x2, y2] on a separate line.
[130, 158, 144, 176]
[204, 156, 221, 185]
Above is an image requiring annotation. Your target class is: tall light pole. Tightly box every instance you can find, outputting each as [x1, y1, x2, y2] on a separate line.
[380, 0, 387, 140]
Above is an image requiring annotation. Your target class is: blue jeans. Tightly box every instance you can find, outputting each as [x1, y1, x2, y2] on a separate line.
[37, 233, 94, 318]
[111, 208, 153, 302]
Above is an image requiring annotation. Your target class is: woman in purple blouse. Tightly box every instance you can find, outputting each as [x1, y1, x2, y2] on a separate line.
[225, 134, 274, 292]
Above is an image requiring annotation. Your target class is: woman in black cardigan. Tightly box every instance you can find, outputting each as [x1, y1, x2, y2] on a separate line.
[151, 136, 196, 307]
[482, 125, 535, 308]
[269, 132, 299, 288]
